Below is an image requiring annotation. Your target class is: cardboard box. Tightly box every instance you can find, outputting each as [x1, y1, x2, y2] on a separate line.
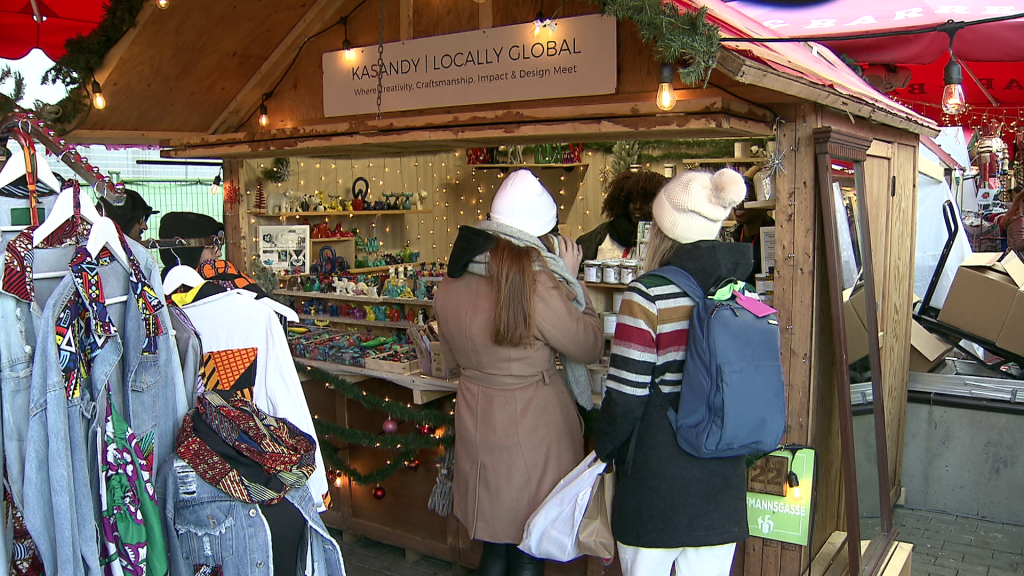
[428, 341, 459, 379]
[938, 252, 1024, 343]
[844, 286, 870, 364]
[909, 321, 953, 373]
[997, 295, 1024, 356]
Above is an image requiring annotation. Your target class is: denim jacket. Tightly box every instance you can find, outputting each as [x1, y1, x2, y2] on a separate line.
[21, 238, 188, 576]
[161, 456, 346, 576]
[0, 194, 59, 571]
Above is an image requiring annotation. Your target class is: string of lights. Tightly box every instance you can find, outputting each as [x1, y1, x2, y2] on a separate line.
[251, 0, 372, 128]
[719, 11, 1024, 44]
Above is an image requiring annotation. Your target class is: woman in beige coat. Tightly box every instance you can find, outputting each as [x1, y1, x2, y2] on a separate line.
[435, 170, 604, 576]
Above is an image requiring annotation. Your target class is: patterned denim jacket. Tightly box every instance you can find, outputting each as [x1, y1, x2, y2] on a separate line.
[161, 456, 346, 576]
[20, 235, 188, 576]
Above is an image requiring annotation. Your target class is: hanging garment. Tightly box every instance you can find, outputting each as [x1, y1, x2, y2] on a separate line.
[161, 393, 345, 576]
[167, 304, 203, 409]
[0, 214, 118, 575]
[97, 387, 169, 576]
[22, 227, 187, 576]
[177, 285, 328, 510]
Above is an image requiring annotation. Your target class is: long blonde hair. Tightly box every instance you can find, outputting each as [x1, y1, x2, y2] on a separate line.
[641, 222, 681, 273]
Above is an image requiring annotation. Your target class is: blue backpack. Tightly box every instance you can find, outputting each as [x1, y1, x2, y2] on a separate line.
[649, 266, 786, 458]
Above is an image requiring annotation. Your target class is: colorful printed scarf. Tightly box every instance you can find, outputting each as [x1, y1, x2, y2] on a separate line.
[98, 389, 169, 576]
[175, 393, 316, 505]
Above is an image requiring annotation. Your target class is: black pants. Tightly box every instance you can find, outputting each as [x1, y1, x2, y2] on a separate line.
[478, 542, 545, 576]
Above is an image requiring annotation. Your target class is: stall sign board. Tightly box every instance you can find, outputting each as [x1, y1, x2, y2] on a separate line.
[746, 448, 815, 546]
[259, 225, 311, 275]
[323, 14, 617, 117]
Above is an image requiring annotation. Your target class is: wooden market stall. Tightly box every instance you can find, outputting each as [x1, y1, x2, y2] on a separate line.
[67, 0, 940, 574]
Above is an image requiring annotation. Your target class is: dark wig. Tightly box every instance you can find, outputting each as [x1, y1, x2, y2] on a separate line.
[601, 170, 668, 219]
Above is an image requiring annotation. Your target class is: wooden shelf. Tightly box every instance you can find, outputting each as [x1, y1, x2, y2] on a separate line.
[311, 237, 356, 243]
[467, 163, 589, 169]
[348, 265, 395, 274]
[276, 289, 434, 307]
[585, 282, 629, 290]
[744, 199, 777, 209]
[298, 313, 416, 330]
[295, 358, 458, 399]
[677, 157, 766, 164]
[253, 210, 431, 217]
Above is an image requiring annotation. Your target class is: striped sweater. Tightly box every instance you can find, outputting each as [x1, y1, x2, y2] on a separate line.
[606, 274, 695, 399]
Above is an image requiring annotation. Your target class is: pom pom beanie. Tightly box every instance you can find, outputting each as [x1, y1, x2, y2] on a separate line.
[652, 168, 747, 244]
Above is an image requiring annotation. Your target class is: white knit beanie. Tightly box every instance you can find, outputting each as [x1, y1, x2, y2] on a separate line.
[489, 169, 558, 237]
[652, 168, 747, 244]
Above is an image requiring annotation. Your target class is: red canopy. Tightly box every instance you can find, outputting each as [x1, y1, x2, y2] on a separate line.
[0, 0, 106, 61]
[726, 1, 1024, 125]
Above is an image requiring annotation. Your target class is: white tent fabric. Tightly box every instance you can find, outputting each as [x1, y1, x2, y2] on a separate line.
[914, 170, 973, 310]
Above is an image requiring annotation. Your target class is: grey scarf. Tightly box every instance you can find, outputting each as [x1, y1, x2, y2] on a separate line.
[466, 220, 593, 410]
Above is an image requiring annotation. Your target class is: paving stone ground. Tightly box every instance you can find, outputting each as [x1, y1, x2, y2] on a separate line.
[333, 530, 475, 576]
[332, 508, 1024, 576]
[896, 508, 1024, 576]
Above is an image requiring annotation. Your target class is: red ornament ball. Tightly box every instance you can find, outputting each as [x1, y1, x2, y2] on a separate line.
[372, 486, 386, 500]
[406, 459, 420, 471]
[418, 424, 436, 436]
[382, 418, 399, 434]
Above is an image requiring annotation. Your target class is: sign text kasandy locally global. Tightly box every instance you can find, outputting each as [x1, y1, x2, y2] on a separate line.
[322, 14, 617, 117]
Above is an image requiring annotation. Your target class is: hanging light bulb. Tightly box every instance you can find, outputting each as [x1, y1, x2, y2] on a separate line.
[342, 39, 356, 64]
[340, 18, 356, 64]
[656, 63, 677, 112]
[787, 471, 801, 500]
[942, 58, 967, 116]
[91, 80, 106, 110]
[209, 174, 222, 196]
[156, 0, 169, 8]
[258, 103, 269, 127]
[533, 12, 545, 38]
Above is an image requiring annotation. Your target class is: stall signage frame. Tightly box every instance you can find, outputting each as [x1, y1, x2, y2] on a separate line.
[322, 14, 617, 117]
[746, 448, 816, 546]
[258, 225, 311, 275]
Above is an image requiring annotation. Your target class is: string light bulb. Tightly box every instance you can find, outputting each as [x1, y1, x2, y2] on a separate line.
[657, 64, 677, 112]
[941, 58, 966, 115]
[787, 471, 801, 499]
[341, 17, 356, 63]
[156, 0, 169, 8]
[91, 81, 106, 110]
[532, 11, 555, 38]
[258, 92, 272, 127]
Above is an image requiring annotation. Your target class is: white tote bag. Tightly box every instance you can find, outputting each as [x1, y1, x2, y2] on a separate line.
[519, 451, 608, 562]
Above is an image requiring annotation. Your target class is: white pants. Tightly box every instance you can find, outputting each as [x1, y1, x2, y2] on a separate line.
[617, 541, 736, 576]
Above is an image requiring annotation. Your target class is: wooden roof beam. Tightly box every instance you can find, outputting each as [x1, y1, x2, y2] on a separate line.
[162, 113, 773, 159]
[207, 0, 360, 135]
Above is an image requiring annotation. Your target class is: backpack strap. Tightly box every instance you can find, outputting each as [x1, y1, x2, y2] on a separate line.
[646, 266, 706, 301]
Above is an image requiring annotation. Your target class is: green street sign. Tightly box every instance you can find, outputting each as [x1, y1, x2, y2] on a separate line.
[746, 448, 815, 546]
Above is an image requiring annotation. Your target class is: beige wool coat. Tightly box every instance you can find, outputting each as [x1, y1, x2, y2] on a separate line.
[434, 270, 604, 544]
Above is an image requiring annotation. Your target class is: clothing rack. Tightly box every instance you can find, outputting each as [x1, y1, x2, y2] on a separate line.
[0, 111, 127, 212]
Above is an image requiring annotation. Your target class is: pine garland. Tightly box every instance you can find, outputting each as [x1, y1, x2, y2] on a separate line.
[320, 442, 421, 486]
[313, 419, 454, 451]
[593, 0, 721, 86]
[43, 0, 145, 125]
[300, 361, 456, 485]
[298, 362, 455, 427]
[260, 158, 291, 184]
[0, 66, 27, 117]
